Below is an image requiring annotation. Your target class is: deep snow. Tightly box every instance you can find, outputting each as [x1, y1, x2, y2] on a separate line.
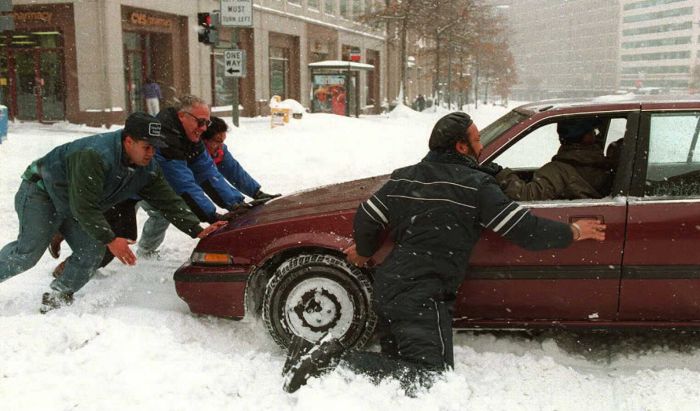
[2, 104, 700, 410]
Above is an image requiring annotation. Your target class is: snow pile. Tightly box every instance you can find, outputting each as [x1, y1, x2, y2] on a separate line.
[3, 104, 700, 410]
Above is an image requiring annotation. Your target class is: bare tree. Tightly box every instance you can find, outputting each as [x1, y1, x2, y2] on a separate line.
[361, 0, 516, 108]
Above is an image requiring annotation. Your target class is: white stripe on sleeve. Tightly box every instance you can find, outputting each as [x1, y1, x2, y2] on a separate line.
[492, 205, 525, 233]
[366, 198, 389, 224]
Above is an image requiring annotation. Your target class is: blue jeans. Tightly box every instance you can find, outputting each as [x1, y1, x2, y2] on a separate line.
[0, 180, 105, 294]
[137, 200, 170, 254]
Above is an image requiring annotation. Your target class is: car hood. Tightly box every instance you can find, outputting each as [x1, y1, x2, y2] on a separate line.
[229, 175, 389, 228]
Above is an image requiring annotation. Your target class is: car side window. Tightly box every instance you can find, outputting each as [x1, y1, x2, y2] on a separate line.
[494, 117, 628, 170]
[645, 112, 700, 198]
[494, 123, 559, 169]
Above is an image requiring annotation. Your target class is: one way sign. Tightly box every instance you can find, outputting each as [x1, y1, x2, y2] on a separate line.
[224, 50, 246, 78]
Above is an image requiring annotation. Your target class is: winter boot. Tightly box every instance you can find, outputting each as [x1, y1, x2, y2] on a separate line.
[48, 234, 63, 259]
[136, 248, 161, 260]
[282, 333, 345, 393]
[282, 335, 314, 375]
[40, 291, 74, 314]
[52, 259, 67, 278]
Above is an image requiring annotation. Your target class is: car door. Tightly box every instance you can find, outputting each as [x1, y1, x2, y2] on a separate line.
[453, 112, 636, 325]
[620, 107, 700, 321]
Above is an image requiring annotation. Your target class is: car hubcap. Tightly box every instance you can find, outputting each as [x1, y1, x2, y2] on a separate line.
[285, 277, 354, 341]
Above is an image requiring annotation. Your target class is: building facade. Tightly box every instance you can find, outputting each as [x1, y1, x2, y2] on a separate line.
[495, 0, 620, 101]
[0, 0, 388, 125]
[619, 0, 700, 92]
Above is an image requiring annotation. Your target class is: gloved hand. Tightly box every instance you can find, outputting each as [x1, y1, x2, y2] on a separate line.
[218, 203, 253, 221]
[253, 190, 281, 201]
[478, 162, 504, 176]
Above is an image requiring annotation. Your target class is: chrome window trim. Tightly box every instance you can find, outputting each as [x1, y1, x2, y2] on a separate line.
[629, 196, 700, 205]
[522, 198, 626, 209]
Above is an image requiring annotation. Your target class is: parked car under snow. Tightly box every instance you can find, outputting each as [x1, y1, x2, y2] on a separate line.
[174, 96, 700, 349]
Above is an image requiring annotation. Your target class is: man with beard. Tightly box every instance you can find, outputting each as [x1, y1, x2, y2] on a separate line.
[281, 112, 607, 393]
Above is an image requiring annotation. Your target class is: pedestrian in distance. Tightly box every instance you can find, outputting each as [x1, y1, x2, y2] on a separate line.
[417, 94, 426, 112]
[201, 116, 280, 204]
[0, 112, 225, 313]
[143, 78, 162, 116]
[281, 112, 606, 393]
[137, 95, 251, 258]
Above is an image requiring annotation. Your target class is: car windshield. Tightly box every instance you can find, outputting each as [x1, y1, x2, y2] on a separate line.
[481, 109, 532, 148]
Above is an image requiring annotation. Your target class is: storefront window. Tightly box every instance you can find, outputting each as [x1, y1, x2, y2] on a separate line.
[2, 31, 66, 121]
[123, 31, 147, 113]
[0, 35, 9, 109]
[352, 0, 362, 20]
[340, 1, 350, 19]
[269, 46, 288, 98]
[324, 0, 335, 15]
[364, 0, 374, 13]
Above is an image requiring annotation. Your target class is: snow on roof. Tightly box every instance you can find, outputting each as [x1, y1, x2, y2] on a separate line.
[308, 60, 374, 70]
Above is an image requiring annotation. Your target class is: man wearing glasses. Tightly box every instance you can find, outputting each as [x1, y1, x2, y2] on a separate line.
[138, 95, 246, 257]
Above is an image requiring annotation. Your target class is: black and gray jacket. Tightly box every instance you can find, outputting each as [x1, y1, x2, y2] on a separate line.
[353, 150, 573, 299]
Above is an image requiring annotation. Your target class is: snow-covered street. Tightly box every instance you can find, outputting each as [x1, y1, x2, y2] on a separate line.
[2, 105, 700, 410]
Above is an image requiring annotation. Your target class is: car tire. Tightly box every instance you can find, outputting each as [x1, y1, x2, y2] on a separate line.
[262, 254, 377, 350]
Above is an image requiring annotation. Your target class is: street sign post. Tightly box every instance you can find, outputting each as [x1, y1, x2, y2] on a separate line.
[224, 50, 246, 78]
[220, 0, 253, 27]
[219, 0, 253, 127]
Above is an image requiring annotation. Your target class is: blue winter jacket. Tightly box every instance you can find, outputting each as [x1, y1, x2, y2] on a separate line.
[156, 107, 242, 223]
[210, 143, 261, 198]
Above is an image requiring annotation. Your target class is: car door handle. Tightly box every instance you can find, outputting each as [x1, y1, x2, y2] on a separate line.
[569, 215, 604, 224]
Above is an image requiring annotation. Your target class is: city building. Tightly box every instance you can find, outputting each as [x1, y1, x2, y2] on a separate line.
[0, 0, 388, 125]
[619, 0, 700, 92]
[493, 0, 620, 101]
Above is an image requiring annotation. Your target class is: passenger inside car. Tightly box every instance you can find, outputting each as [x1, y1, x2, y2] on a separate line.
[493, 118, 616, 201]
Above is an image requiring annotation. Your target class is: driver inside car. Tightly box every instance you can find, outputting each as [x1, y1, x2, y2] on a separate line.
[492, 118, 615, 201]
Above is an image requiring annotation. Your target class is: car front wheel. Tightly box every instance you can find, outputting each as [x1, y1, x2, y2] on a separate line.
[262, 254, 376, 349]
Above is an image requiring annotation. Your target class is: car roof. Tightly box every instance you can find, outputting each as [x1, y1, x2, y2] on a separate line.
[515, 95, 700, 115]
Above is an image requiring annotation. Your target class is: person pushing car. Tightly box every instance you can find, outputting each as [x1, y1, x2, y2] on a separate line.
[281, 112, 606, 393]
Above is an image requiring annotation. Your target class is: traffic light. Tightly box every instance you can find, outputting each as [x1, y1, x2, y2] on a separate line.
[197, 12, 218, 45]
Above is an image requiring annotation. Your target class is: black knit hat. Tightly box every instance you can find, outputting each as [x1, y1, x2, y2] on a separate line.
[428, 112, 473, 150]
[557, 119, 597, 145]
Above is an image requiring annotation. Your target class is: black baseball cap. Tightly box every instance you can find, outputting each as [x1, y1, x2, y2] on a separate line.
[124, 112, 167, 148]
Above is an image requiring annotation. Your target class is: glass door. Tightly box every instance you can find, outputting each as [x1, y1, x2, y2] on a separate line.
[269, 46, 288, 99]
[5, 31, 65, 122]
[13, 50, 37, 120]
[123, 32, 147, 113]
[39, 50, 65, 121]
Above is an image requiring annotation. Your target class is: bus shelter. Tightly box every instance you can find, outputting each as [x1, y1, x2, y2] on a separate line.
[308, 61, 374, 117]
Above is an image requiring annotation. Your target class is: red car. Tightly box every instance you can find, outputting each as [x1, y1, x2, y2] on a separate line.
[175, 96, 700, 349]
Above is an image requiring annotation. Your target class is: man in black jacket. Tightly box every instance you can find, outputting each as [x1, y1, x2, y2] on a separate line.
[282, 112, 606, 393]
